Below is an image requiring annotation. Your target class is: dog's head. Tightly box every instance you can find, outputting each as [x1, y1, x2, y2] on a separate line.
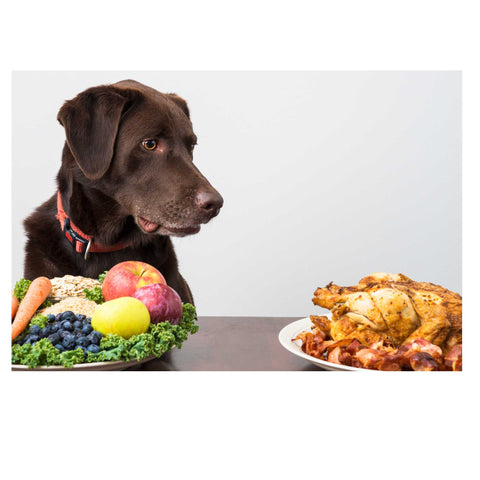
[57, 79, 223, 237]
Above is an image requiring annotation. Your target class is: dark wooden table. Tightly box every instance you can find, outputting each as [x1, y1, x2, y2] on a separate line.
[126, 316, 321, 371]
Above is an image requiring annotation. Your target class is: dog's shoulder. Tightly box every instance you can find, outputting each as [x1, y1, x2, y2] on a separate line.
[23, 194, 73, 279]
[23, 194, 58, 236]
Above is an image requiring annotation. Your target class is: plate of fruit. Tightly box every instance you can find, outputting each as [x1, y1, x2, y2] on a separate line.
[11, 261, 198, 370]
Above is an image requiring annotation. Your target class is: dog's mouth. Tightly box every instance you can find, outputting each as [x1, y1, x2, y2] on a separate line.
[136, 216, 201, 236]
[137, 216, 161, 233]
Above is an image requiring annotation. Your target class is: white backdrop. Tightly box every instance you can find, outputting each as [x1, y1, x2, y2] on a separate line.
[12, 71, 461, 317]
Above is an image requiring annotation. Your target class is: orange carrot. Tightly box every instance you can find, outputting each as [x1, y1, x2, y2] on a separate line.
[11, 277, 51, 340]
[11, 292, 19, 320]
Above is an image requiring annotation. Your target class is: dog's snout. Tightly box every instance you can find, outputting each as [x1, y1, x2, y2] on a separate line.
[195, 190, 224, 216]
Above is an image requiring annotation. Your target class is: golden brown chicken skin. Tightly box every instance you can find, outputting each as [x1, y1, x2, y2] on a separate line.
[313, 272, 462, 353]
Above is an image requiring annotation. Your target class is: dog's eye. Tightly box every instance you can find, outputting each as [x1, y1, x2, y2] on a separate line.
[142, 139, 158, 151]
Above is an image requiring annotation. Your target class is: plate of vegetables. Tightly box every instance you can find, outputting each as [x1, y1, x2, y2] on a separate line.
[11, 262, 199, 370]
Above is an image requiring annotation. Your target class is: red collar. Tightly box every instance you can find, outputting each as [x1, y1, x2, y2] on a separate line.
[56, 191, 130, 258]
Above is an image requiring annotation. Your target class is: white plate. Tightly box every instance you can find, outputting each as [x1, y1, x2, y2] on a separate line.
[11, 355, 156, 371]
[278, 317, 362, 371]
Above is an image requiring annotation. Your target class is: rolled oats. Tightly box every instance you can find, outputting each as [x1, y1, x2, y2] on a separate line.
[40, 297, 98, 317]
[49, 275, 101, 298]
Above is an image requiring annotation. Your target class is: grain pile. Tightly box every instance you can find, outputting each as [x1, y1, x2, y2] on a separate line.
[39, 275, 101, 316]
[40, 297, 98, 317]
[50, 275, 100, 298]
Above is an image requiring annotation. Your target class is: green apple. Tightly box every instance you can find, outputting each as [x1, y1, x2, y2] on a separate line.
[91, 297, 150, 339]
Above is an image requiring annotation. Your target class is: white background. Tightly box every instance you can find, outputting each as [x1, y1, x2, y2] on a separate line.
[3, 2, 478, 480]
[12, 71, 461, 317]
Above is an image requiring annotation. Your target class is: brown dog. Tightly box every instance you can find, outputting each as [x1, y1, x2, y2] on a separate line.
[23, 80, 223, 304]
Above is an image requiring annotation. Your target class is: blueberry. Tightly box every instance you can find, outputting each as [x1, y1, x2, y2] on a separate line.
[47, 314, 56, 322]
[73, 320, 83, 331]
[62, 321, 73, 332]
[87, 331, 102, 345]
[42, 324, 52, 336]
[29, 325, 41, 335]
[87, 344, 101, 354]
[48, 333, 61, 345]
[54, 344, 65, 352]
[76, 336, 90, 348]
[50, 322, 59, 333]
[61, 311, 75, 321]
[25, 334, 40, 345]
[76, 314, 86, 321]
[55, 313, 63, 321]
[62, 333, 76, 350]
[85, 317, 92, 324]
[59, 330, 70, 339]
[82, 324, 93, 335]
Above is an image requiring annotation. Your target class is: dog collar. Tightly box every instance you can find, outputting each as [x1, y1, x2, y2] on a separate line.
[56, 191, 130, 259]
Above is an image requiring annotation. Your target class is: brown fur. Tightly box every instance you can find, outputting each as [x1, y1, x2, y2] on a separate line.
[23, 80, 223, 304]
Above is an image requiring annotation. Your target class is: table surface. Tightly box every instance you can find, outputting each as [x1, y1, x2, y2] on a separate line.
[126, 316, 321, 371]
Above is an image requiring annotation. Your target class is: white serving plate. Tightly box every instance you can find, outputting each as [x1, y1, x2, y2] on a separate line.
[278, 317, 363, 371]
[12, 355, 156, 371]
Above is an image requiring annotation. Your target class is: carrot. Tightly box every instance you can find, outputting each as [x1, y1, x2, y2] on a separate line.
[11, 292, 19, 320]
[11, 276, 52, 340]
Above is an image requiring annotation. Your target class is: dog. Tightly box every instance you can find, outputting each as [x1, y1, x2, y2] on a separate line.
[23, 79, 223, 304]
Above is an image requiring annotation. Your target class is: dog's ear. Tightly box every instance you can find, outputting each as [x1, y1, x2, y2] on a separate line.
[57, 85, 134, 180]
[167, 93, 190, 118]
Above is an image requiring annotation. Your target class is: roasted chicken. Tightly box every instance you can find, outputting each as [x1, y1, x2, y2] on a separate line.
[312, 272, 462, 353]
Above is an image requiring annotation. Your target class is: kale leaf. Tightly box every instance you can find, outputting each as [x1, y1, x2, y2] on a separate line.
[83, 271, 108, 303]
[83, 286, 104, 304]
[13, 278, 31, 301]
[29, 314, 49, 329]
[98, 271, 108, 284]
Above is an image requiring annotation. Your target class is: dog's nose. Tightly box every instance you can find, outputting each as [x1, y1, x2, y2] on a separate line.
[195, 190, 224, 216]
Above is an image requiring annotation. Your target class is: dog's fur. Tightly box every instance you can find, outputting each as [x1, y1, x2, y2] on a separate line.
[23, 80, 223, 304]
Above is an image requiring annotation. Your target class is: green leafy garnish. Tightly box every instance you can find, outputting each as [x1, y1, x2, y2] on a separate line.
[83, 271, 108, 304]
[12, 303, 199, 369]
[83, 286, 104, 304]
[13, 278, 31, 301]
[12, 339, 60, 368]
[29, 314, 49, 329]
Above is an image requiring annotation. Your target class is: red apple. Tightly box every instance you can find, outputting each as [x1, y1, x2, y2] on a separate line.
[132, 283, 183, 325]
[102, 261, 166, 301]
